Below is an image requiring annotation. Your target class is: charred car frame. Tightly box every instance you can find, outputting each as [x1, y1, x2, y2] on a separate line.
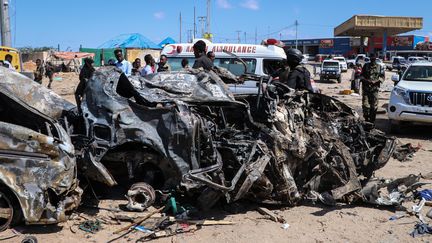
[0, 68, 82, 230]
[72, 67, 397, 209]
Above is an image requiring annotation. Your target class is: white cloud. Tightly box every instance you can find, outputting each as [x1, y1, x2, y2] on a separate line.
[240, 0, 259, 10]
[217, 0, 232, 9]
[153, 11, 165, 20]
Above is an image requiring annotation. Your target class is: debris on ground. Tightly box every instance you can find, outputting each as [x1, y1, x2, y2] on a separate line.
[114, 206, 165, 234]
[417, 189, 432, 201]
[393, 143, 422, 162]
[411, 222, 432, 237]
[20, 235, 38, 243]
[79, 220, 102, 234]
[361, 174, 423, 206]
[257, 207, 286, 223]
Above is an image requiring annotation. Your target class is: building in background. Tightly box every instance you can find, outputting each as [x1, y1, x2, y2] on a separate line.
[282, 35, 429, 58]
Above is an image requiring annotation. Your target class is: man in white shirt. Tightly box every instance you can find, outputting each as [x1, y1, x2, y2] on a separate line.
[114, 49, 132, 76]
[140, 54, 156, 76]
[3, 54, 16, 71]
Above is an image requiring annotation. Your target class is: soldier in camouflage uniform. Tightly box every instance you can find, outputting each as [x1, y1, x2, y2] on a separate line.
[361, 53, 383, 123]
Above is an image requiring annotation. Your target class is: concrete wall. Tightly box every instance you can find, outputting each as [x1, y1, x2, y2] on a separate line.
[21, 51, 49, 63]
[126, 48, 161, 63]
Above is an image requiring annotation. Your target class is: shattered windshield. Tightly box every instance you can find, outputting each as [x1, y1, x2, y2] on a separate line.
[323, 62, 339, 68]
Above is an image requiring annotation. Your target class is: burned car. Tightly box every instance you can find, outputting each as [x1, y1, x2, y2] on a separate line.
[0, 68, 82, 230]
[73, 66, 397, 210]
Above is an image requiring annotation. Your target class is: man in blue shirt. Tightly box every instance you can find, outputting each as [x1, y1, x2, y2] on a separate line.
[114, 49, 132, 76]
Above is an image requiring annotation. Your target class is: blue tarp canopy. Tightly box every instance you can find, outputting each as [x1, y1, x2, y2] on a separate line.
[98, 33, 160, 49]
[158, 37, 176, 48]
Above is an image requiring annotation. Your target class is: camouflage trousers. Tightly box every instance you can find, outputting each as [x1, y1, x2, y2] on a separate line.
[362, 88, 379, 123]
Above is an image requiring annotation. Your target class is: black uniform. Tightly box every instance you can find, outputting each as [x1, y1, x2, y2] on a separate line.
[75, 64, 95, 111]
[281, 65, 314, 92]
[192, 54, 214, 71]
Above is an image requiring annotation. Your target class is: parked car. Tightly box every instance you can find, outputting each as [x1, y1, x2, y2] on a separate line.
[347, 54, 367, 68]
[388, 62, 432, 132]
[320, 60, 342, 83]
[407, 56, 426, 64]
[388, 56, 408, 72]
[333, 56, 348, 72]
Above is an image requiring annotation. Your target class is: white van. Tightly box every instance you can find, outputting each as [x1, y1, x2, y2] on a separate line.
[161, 39, 286, 94]
[161, 39, 286, 76]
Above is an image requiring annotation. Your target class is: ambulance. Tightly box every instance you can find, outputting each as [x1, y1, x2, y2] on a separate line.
[161, 39, 286, 75]
[161, 39, 286, 94]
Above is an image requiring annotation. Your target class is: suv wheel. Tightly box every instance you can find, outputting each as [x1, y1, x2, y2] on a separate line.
[337, 76, 342, 83]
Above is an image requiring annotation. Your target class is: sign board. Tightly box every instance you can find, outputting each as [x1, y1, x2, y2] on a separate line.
[390, 36, 413, 47]
[320, 39, 334, 48]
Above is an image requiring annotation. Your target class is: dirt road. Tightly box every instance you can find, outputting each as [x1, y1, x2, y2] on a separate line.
[3, 69, 431, 243]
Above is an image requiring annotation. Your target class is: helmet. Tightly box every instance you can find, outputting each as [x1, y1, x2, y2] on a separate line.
[284, 48, 303, 64]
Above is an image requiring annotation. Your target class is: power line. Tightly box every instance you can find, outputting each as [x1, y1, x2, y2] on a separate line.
[258, 24, 296, 38]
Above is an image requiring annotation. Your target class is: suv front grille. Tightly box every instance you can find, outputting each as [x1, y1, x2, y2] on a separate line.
[409, 92, 432, 107]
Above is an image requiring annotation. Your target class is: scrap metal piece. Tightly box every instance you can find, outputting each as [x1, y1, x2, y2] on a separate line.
[361, 174, 421, 205]
[126, 182, 156, 212]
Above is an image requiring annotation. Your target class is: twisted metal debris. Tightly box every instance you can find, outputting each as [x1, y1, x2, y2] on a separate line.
[72, 67, 398, 208]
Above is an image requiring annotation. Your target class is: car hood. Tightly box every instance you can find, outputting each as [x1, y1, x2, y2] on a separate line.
[398, 80, 432, 92]
[131, 70, 237, 104]
[0, 67, 75, 119]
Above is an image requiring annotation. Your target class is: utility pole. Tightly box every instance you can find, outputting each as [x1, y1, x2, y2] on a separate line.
[244, 32, 247, 44]
[295, 20, 299, 49]
[0, 0, 11, 47]
[206, 0, 211, 40]
[179, 12, 182, 43]
[198, 16, 206, 38]
[187, 30, 193, 43]
[193, 6, 197, 39]
[236, 30, 242, 44]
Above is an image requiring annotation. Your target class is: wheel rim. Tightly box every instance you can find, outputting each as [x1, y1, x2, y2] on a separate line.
[0, 191, 13, 231]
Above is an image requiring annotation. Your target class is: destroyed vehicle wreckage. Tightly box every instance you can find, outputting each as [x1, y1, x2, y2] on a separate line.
[72, 67, 398, 209]
[0, 67, 82, 230]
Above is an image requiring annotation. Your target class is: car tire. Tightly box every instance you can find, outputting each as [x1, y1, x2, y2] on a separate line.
[337, 76, 342, 83]
[0, 186, 22, 231]
[388, 68, 393, 71]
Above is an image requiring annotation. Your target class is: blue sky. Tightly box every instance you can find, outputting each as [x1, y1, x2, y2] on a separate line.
[12, 0, 432, 50]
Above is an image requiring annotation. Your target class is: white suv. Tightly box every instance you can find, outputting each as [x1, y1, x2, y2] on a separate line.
[388, 62, 432, 131]
[333, 57, 348, 72]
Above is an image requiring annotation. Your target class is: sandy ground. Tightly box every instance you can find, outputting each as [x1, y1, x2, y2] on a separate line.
[2, 69, 432, 243]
